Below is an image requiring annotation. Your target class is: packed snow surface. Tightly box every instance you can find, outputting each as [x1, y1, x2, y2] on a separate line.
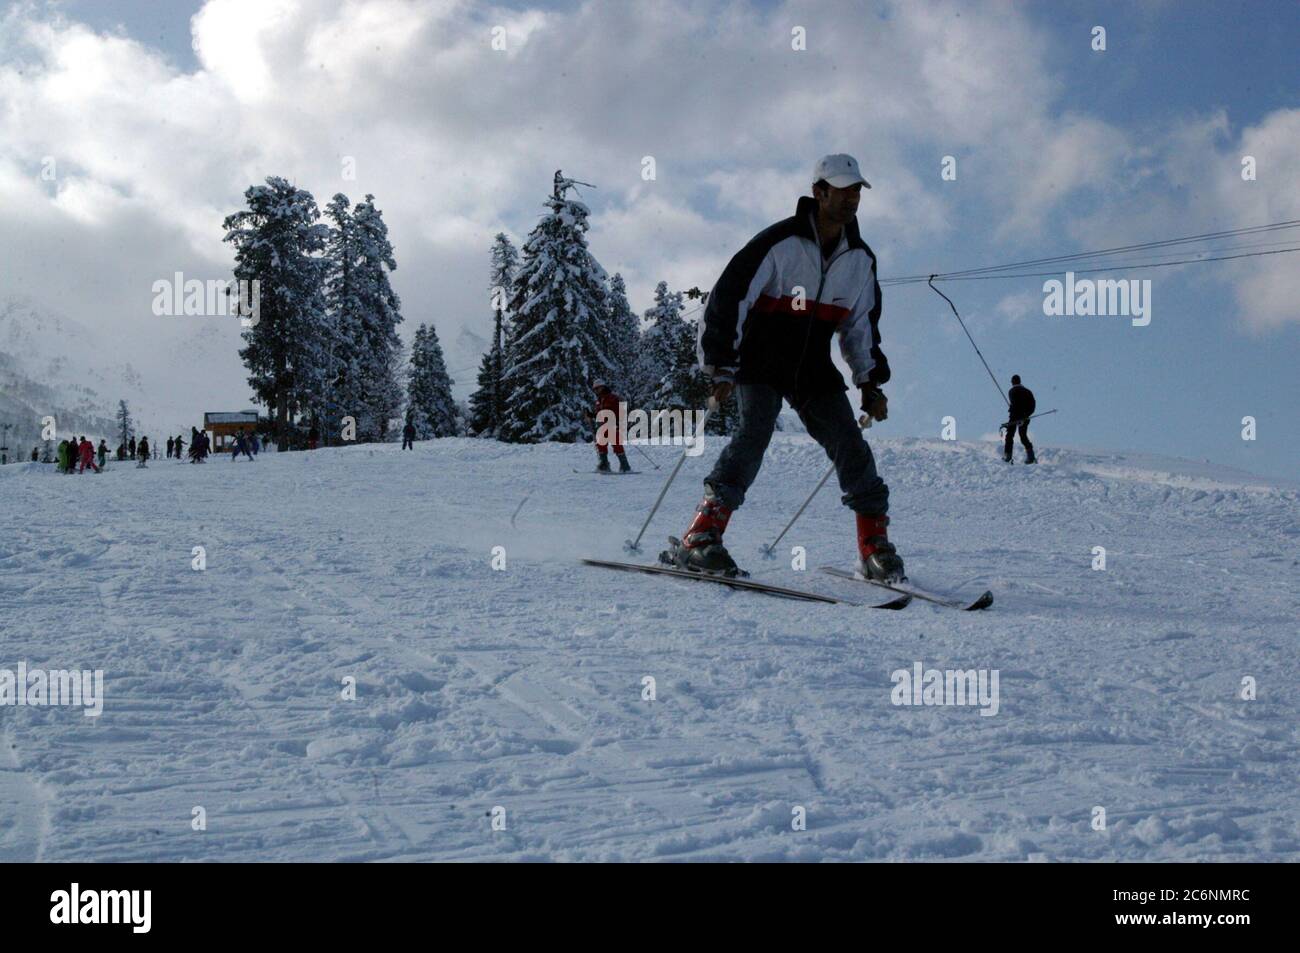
[0, 434, 1296, 861]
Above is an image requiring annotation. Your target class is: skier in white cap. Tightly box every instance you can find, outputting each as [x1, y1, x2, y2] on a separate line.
[664, 153, 904, 582]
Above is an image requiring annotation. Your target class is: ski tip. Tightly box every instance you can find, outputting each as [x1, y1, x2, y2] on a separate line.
[965, 591, 995, 611]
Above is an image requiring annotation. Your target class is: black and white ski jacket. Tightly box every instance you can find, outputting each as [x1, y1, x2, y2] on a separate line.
[696, 195, 890, 401]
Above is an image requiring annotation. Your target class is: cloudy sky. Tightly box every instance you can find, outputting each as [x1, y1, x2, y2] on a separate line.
[1, 0, 1297, 478]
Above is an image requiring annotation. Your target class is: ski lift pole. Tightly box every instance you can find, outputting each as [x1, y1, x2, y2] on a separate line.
[929, 276, 1009, 410]
[624, 402, 713, 553]
[760, 415, 872, 558]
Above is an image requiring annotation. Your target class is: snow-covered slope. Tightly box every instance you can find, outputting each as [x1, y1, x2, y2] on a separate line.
[0, 435, 1295, 861]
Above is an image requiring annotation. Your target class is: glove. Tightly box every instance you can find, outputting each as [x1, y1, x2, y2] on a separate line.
[860, 385, 888, 422]
[704, 367, 735, 407]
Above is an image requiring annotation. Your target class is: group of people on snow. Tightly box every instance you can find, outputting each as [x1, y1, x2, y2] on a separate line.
[36, 424, 269, 471]
[50, 436, 108, 474]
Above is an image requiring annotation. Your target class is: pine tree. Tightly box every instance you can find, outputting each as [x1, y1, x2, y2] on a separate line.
[638, 284, 734, 435]
[467, 233, 518, 436]
[407, 323, 458, 437]
[605, 273, 639, 399]
[323, 193, 404, 443]
[224, 177, 331, 450]
[634, 281, 684, 408]
[651, 287, 709, 434]
[116, 399, 133, 450]
[498, 172, 616, 443]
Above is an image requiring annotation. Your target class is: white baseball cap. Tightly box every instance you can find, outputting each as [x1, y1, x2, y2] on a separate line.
[812, 153, 871, 189]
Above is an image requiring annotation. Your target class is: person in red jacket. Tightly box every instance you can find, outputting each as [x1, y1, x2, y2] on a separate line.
[77, 436, 99, 473]
[591, 381, 631, 473]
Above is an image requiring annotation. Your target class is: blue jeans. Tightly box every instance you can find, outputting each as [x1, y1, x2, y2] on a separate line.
[705, 384, 889, 514]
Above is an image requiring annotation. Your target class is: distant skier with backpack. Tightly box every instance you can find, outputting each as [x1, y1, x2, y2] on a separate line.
[665, 153, 902, 582]
[136, 436, 150, 467]
[589, 381, 631, 473]
[1002, 374, 1036, 464]
[174, 434, 185, 460]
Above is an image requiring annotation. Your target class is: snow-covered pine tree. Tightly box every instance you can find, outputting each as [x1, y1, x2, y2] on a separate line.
[646, 284, 709, 437]
[116, 399, 133, 449]
[682, 310, 736, 434]
[407, 322, 458, 437]
[636, 285, 735, 434]
[605, 272, 639, 399]
[467, 233, 518, 436]
[466, 349, 498, 437]
[224, 177, 331, 451]
[634, 281, 683, 410]
[323, 193, 404, 442]
[498, 172, 616, 443]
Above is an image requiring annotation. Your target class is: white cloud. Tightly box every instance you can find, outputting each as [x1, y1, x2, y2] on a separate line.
[1, 0, 1294, 433]
[995, 291, 1039, 324]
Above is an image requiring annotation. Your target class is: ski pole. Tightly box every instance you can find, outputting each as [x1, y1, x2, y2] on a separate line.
[628, 441, 661, 469]
[624, 402, 712, 553]
[760, 463, 835, 558]
[760, 415, 871, 558]
[1000, 408, 1057, 432]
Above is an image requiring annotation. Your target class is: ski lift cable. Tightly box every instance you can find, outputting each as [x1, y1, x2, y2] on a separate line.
[884, 236, 1300, 285]
[920, 245, 1300, 283]
[881, 219, 1300, 285]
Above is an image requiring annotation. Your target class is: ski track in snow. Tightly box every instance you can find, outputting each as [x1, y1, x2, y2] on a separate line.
[0, 436, 1296, 862]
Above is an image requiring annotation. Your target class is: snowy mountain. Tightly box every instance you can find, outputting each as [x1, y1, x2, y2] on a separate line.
[1, 433, 1294, 861]
[447, 324, 489, 399]
[0, 295, 253, 453]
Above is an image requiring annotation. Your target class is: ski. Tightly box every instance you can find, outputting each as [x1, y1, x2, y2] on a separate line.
[573, 469, 641, 475]
[819, 566, 993, 611]
[582, 558, 909, 608]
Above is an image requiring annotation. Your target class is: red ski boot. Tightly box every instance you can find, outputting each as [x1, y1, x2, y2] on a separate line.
[856, 513, 906, 583]
[661, 492, 742, 576]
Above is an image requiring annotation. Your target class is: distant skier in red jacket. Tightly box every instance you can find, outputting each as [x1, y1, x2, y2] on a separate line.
[77, 436, 99, 473]
[591, 381, 631, 473]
